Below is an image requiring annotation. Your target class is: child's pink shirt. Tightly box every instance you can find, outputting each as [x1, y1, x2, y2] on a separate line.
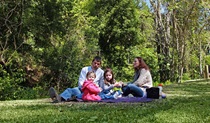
[82, 80, 101, 101]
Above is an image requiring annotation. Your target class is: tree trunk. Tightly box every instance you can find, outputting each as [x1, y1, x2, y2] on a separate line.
[150, 0, 171, 82]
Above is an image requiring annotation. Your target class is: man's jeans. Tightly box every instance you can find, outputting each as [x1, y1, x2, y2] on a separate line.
[60, 87, 81, 101]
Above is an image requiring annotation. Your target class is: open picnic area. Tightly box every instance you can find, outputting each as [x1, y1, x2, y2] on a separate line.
[0, 80, 209, 123]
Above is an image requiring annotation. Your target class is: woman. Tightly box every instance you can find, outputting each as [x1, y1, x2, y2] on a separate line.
[122, 57, 153, 97]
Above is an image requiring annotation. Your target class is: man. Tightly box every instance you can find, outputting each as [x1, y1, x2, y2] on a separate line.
[78, 56, 104, 88]
[49, 56, 104, 102]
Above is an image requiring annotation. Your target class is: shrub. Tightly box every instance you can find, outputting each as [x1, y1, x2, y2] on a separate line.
[0, 65, 25, 100]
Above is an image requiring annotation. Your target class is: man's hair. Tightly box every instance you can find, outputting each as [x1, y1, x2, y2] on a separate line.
[92, 56, 102, 63]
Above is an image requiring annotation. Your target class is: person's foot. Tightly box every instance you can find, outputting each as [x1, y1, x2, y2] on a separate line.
[49, 87, 61, 103]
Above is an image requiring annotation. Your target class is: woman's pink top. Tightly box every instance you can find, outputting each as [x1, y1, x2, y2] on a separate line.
[82, 80, 101, 101]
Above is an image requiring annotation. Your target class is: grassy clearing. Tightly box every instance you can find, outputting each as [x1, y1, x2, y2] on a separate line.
[0, 80, 210, 123]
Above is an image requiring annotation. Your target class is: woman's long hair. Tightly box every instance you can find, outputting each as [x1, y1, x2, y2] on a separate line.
[104, 68, 115, 85]
[135, 57, 149, 71]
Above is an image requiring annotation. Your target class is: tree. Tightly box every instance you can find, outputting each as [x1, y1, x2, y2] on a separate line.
[149, 0, 171, 82]
[149, 0, 210, 82]
[94, 0, 143, 79]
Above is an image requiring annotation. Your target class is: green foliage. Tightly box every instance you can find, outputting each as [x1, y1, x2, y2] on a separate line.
[187, 53, 200, 79]
[182, 73, 191, 81]
[96, 0, 147, 79]
[14, 86, 46, 100]
[0, 65, 25, 100]
[0, 0, 210, 100]
[204, 55, 210, 65]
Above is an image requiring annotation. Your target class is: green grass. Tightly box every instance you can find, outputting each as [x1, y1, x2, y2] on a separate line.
[0, 80, 210, 123]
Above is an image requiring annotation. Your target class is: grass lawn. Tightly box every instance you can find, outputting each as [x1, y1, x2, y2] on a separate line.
[0, 80, 210, 123]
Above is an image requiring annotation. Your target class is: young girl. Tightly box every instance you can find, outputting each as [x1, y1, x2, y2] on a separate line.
[100, 68, 123, 99]
[82, 71, 102, 101]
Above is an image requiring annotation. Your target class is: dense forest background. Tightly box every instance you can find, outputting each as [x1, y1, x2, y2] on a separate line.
[0, 0, 210, 100]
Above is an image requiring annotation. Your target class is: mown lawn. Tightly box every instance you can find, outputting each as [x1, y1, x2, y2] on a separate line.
[0, 80, 210, 123]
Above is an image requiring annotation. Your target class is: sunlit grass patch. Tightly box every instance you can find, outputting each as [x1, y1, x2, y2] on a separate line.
[0, 99, 50, 107]
[0, 81, 210, 123]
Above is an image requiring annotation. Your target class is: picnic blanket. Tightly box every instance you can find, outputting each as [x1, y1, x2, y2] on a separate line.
[76, 97, 153, 103]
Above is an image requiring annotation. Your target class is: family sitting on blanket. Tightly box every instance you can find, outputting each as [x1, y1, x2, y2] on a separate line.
[49, 56, 154, 102]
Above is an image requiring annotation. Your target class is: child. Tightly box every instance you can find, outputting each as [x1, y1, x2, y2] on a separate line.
[100, 68, 123, 99]
[81, 71, 102, 101]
